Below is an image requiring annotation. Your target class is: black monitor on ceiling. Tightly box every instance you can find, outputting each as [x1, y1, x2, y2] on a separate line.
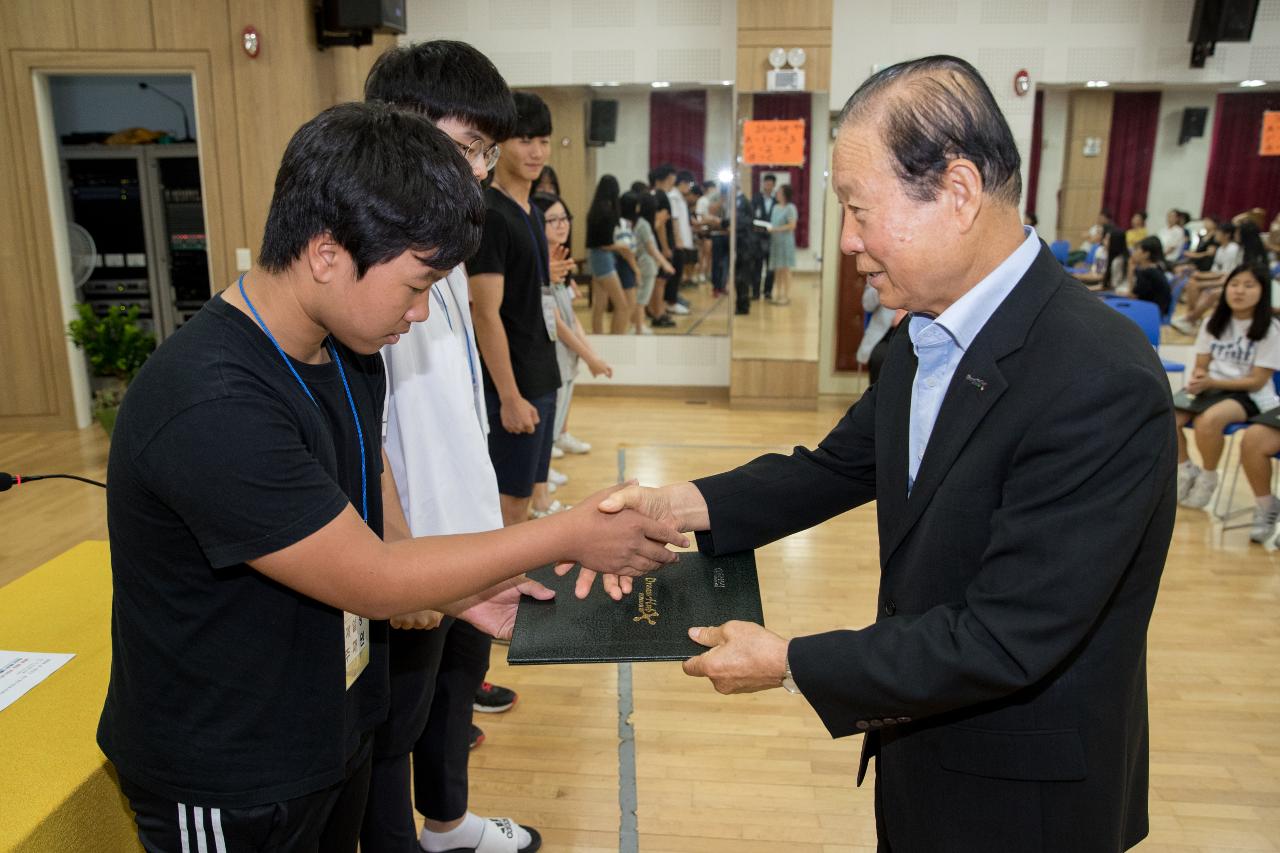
[1189, 0, 1259, 44]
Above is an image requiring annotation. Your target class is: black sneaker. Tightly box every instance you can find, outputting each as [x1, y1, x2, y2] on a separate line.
[474, 681, 518, 713]
[650, 314, 676, 328]
[469, 724, 485, 750]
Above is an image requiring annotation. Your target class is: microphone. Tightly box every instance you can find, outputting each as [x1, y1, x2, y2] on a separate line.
[138, 82, 192, 142]
[0, 472, 107, 491]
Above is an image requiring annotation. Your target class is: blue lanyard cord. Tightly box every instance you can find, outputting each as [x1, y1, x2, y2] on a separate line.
[237, 274, 368, 523]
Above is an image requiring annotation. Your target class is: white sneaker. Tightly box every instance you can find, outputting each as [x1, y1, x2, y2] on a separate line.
[1177, 463, 1200, 502]
[1181, 470, 1217, 509]
[666, 302, 690, 315]
[556, 432, 591, 454]
[1249, 498, 1280, 543]
[530, 499, 568, 519]
[639, 324, 654, 335]
[1171, 316, 1197, 336]
[547, 480, 556, 494]
[550, 445, 565, 459]
[548, 466, 568, 486]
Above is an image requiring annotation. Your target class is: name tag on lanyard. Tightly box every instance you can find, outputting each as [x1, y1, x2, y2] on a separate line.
[344, 611, 370, 689]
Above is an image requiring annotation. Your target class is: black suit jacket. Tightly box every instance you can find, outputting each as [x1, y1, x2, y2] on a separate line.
[693, 246, 1175, 852]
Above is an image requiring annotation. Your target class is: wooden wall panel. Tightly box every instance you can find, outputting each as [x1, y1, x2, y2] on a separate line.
[0, 1, 77, 50]
[738, 0, 832, 30]
[730, 358, 818, 404]
[1058, 90, 1113, 244]
[71, 0, 156, 50]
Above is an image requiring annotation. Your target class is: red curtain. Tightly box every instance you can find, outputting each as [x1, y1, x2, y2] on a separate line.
[1025, 90, 1044, 221]
[649, 90, 706, 180]
[1202, 92, 1280, 221]
[1102, 92, 1161, 225]
[751, 93, 812, 248]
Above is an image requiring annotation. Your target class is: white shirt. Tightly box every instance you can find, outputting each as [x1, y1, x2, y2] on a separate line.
[1212, 241, 1242, 274]
[1195, 316, 1280, 411]
[668, 189, 693, 249]
[381, 264, 503, 537]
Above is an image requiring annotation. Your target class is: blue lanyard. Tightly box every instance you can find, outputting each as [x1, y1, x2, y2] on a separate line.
[431, 282, 480, 402]
[237, 274, 367, 523]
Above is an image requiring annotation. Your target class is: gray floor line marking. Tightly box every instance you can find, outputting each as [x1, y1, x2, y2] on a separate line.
[615, 444, 639, 853]
[682, 292, 727, 335]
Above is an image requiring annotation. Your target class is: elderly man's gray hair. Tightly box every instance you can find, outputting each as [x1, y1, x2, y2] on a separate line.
[838, 55, 1022, 208]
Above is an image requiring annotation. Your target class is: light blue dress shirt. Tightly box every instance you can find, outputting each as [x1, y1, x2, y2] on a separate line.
[906, 227, 1041, 493]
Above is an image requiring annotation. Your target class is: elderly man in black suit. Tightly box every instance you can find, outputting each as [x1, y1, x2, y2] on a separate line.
[597, 55, 1175, 852]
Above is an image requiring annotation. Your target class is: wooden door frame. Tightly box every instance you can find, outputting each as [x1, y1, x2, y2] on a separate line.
[8, 50, 225, 429]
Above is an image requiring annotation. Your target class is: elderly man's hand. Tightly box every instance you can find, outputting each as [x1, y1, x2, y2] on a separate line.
[557, 483, 688, 583]
[683, 621, 790, 694]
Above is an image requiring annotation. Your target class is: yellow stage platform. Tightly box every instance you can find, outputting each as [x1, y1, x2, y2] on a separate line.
[0, 541, 141, 852]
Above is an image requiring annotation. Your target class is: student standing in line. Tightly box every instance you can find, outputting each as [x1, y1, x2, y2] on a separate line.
[361, 41, 542, 853]
[100, 102, 684, 853]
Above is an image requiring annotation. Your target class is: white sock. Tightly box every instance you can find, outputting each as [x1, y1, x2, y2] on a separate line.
[1179, 459, 1199, 472]
[1257, 495, 1278, 510]
[1199, 469, 1218, 487]
[420, 814, 532, 852]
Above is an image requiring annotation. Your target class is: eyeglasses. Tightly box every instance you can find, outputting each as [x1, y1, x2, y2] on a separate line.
[544, 214, 572, 226]
[452, 137, 501, 172]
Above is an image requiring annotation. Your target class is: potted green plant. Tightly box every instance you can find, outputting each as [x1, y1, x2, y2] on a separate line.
[66, 302, 156, 436]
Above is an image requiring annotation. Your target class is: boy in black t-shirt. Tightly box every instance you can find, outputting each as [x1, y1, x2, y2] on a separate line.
[468, 92, 564, 527]
[100, 102, 684, 853]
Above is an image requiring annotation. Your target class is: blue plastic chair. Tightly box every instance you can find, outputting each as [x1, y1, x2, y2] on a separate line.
[1103, 298, 1185, 377]
[1050, 240, 1070, 265]
[1165, 271, 1188, 325]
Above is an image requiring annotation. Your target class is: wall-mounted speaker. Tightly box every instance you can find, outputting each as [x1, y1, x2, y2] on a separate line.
[317, 0, 405, 48]
[1179, 107, 1209, 145]
[587, 100, 618, 147]
[1189, 0, 1259, 44]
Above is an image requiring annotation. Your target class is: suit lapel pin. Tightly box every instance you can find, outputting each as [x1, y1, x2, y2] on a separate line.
[965, 374, 987, 391]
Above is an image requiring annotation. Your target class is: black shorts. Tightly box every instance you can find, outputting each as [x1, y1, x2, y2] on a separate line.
[485, 388, 558, 498]
[617, 260, 637, 290]
[1173, 388, 1260, 418]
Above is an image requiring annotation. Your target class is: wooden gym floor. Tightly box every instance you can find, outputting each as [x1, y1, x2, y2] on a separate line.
[1, 393, 1277, 851]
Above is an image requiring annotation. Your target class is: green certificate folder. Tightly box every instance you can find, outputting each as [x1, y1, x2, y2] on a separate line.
[507, 550, 763, 665]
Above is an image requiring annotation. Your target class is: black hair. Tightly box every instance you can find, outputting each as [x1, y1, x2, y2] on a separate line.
[762, 173, 777, 184]
[587, 174, 621, 234]
[838, 55, 1021, 206]
[702, 180, 718, 191]
[1104, 225, 1129, 280]
[535, 165, 561, 196]
[1132, 210, 1147, 224]
[620, 190, 642, 222]
[530, 190, 572, 247]
[258, 102, 483, 278]
[1206, 262, 1274, 341]
[363, 40, 517, 142]
[512, 91, 552, 138]
[629, 180, 649, 195]
[1134, 235, 1166, 271]
[1238, 220, 1267, 267]
[1025, 212, 1038, 227]
[649, 164, 676, 185]
[676, 170, 696, 186]
[776, 184, 794, 204]
[636, 191, 657, 228]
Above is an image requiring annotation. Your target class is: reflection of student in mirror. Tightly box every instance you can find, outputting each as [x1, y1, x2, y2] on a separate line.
[625, 191, 674, 333]
[767, 184, 798, 305]
[586, 174, 639, 334]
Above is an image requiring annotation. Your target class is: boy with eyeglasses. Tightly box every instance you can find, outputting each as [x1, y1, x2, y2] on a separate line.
[362, 41, 546, 853]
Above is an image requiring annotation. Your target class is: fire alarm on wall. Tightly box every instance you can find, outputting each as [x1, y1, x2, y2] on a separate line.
[242, 26, 260, 58]
[1014, 69, 1030, 96]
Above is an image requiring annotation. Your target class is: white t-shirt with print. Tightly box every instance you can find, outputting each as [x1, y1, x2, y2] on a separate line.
[1195, 316, 1280, 411]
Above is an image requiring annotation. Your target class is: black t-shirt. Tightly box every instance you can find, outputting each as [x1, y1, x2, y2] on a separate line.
[651, 188, 673, 252]
[466, 187, 561, 399]
[1132, 266, 1172, 318]
[98, 294, 389, 808]
[1193, 235, 1219, 272]
[586, 207, 617, 249]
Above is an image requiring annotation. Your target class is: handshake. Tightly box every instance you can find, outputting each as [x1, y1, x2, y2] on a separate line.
[554, 479, 706, 602]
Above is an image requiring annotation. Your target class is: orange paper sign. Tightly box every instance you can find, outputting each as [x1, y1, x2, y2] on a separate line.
[742, 119, 806, 166]
[1261, 111, 1280, 157]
